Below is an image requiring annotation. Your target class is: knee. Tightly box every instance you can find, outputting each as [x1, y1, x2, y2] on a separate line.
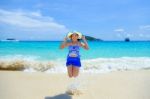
[73, 73, 78, 78]
[68, 74, 73, 78]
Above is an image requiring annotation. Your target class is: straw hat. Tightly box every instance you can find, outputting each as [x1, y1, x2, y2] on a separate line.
[67, 31, 82, 39]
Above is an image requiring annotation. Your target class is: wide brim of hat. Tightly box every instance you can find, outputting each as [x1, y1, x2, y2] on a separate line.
[67, 32, 82, 39]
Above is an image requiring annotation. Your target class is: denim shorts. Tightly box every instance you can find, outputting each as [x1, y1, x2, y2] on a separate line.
[66, 57, 81, 67]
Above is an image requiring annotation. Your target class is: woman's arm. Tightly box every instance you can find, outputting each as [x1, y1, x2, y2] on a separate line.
[80, 36, 89, 50]
[60, 37, 69, 49]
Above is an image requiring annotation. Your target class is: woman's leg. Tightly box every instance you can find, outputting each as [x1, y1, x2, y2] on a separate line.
[67, 66, 73, 78]
[72, 66, 79, 77]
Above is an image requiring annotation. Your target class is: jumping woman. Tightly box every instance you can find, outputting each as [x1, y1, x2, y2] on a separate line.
[60, 31, 89, 78]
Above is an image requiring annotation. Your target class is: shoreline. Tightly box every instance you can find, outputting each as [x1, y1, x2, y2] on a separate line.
[0, 70, 150, 99]
[1, 40, 150, 42]
[0, 57, 150, 73]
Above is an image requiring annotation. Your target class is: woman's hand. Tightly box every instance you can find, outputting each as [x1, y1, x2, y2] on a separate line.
[81, 35, 86, 41]
[60, 37, 68, 49]
[64, 37, 68, 41]
[81, 35, 89, 50]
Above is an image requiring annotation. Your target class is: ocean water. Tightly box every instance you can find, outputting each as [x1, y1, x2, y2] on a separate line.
[0, 41, 150, 73]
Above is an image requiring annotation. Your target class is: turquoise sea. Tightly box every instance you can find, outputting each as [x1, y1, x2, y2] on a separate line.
[0, 41, 150, 73]
[0, 41, 150, 59]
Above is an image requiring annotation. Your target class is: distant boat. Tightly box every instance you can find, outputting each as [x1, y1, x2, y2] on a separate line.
[1, 38, 19, 42]
[125, 38, 130, 42]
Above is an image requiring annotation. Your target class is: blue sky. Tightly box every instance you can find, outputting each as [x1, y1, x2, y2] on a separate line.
[0, 0, 150, 41]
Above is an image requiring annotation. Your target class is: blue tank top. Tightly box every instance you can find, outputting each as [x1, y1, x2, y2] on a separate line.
[68, 45, 80, 58]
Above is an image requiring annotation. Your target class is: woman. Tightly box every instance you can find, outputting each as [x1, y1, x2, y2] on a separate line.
[60, 31, 89, 78]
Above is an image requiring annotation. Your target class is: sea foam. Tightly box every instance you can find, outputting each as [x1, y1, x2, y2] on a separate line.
[0, 55, 150, 73]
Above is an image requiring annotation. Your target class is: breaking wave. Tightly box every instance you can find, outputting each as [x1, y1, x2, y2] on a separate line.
[0, 55, 150, 73]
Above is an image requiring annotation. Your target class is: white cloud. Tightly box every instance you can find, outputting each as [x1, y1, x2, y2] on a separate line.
[114, 28, 125, 38]
[0, 9, 68, 33]
[139, 33, 144, 37]
[139, 25, 150, 30]
[114, 28, 124, 32]
[126, 33, 132, 37]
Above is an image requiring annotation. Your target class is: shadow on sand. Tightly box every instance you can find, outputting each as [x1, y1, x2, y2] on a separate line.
[45, 93, 72, 99]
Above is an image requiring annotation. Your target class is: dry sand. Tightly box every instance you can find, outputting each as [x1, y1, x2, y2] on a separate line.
[0, 70, 150, 99]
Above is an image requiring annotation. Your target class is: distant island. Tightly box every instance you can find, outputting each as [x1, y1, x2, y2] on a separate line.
[0, 38, 19, 42]
[85, 36, 103, 41]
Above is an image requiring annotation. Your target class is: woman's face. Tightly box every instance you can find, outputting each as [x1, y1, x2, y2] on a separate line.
[71, 33, 79, 42]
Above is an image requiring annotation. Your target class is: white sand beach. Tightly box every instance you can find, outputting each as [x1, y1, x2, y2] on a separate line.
[0, 70, 150, 99]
